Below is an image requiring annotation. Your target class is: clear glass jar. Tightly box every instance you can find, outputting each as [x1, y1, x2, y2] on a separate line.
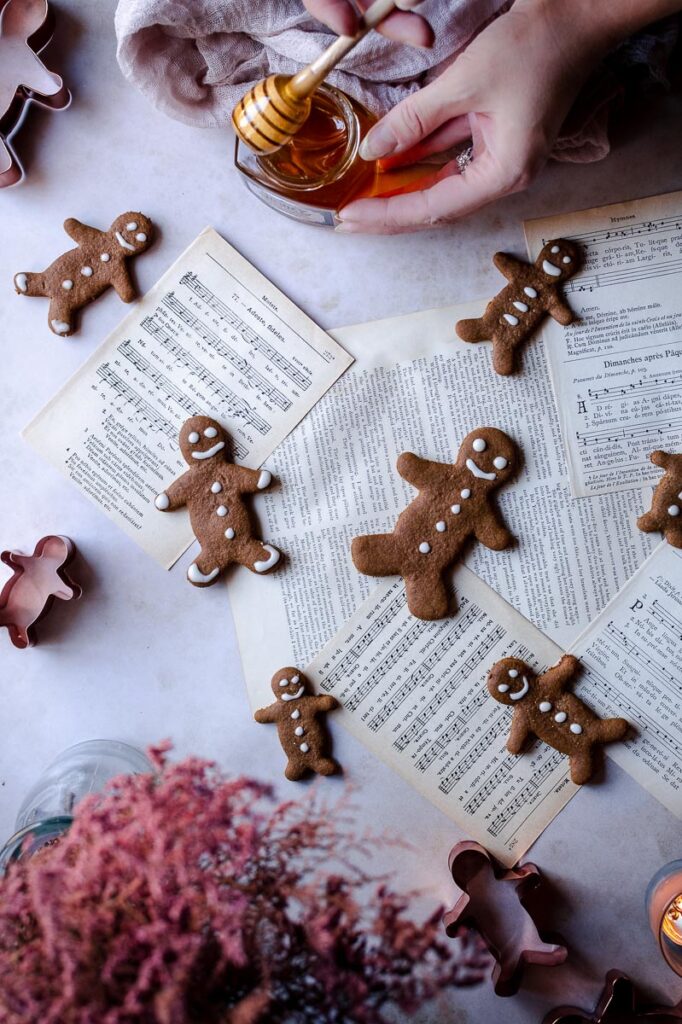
[0, 740, 152, 872]
[646, 859, 682, 975]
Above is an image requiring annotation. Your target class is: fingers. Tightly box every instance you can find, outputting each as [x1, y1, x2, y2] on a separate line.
[336, 152, 521, 234]
[303, 0, 431, 44]
[377, 115, 471, 169]
[370, 9, 434, 47]
[302, 0, 358, 35]
[359, 77, 466, 161]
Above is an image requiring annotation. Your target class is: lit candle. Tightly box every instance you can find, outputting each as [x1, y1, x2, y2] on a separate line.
[646, 860, 682, 975]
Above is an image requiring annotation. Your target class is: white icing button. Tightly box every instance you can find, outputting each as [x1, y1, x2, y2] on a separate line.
[570, 723, 583, 734]
[294, 726, 304, 737]
[419, 542, 431, 554]
[554, 711, 568, 723]
[62, 279, 73, 290]
[562, 256, 572, 264]
[435, 521, 446, 532]
[216, 506, 228, 517]
[461, 489, 471, 499]
[497, 683, 510, 693]
[291, 709, 300, 719]
[300, 743, 310, 754]
[524, 286, 538, 298]
[188, 431, 200, 443]
[508, 669, 519, 678]
[551, 245, 560, 254]
[668, 505, 680, 517]
[126, 221, 138, 231]
[204, 427, 218, 438]
[538, 701, 552, 712]
[136, 232, 147, 242]
[503, 313, 520, 326]
[225, 527, 235, 539]
[493, 456, 508, 470]
[473, 438, 487, 452]
[513, 301, 529, 312]
[211, 482, 222, 493]
[451, 504, 461, 515]
[80, 266, 93, 277]
[100, 253, 110, 262]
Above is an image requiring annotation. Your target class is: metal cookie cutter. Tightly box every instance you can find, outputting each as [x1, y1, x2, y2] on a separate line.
[543, 970, 682, 1023]
[0, 535, 82, 648]
[0, 0, 71, 188]
[443, 840, 567, 997]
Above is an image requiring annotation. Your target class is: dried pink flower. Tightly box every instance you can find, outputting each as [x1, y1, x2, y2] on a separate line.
[0, 749, 490, 1023]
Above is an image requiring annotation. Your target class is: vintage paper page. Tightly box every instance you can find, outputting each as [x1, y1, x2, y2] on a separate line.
[305, 569, 576, 866]
[23, 228, 353, 567]
[231, 300, 654, 691]
[571, 542, 682, 819]
[525, 191, 682, 498]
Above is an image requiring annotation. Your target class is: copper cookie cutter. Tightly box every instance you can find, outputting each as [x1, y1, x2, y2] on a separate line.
[443, 840, 567, 997]
[0, 535, 82, 648]
[543, 970, 682, 1023]
[0, 0, 71, 188]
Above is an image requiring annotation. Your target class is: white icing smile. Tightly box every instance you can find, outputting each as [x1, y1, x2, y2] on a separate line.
[466, 458, 496, 481]
[116, 231, 136, 252]
[542, 259, 562, 277]
[510, 676, 529, 701]
[192, 441, 225, 460]
[281, 686, 304, 702]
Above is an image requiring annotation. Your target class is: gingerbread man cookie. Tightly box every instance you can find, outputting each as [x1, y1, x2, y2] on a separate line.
[254, 667, 339, 781]
[351, 428, 519, 621]
[487, 655, 629, 785]
[155, 415, 281, 587]
[456, 239, 582, 375]
[13, 212, 153, 336]
[637, 450, 682, 548]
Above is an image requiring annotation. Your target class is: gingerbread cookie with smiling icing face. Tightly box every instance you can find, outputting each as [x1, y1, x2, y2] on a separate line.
[254, 667, 340, 781]
[351, 428, 519, 621]
[13, 212, 153, 336]
[487, 655, 629, 785]
[637, 450, 682, 548]
[155, 415, 281, 587]
[456, 239, 582, 375]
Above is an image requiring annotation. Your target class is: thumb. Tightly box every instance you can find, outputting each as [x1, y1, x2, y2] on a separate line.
[359, 77, 467, 161]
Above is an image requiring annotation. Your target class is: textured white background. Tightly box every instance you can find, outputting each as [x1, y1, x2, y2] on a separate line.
[1, 2, 681, 1019]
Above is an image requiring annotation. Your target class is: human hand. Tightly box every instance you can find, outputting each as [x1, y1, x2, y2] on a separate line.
[302, 0, 433, 48]
[336, 0, 614, 233]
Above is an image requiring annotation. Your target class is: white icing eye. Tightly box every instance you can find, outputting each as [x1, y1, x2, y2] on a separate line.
[562, 256, 571, 264]
[279, 680, 288, 687]
[188, 431, 200, 443]
[461, 489, 471, 499]
[136, 232, 147, 242]
[126, 221, 138, 231]
[508, 669, 518, 678]
[493, 456, 508, 470]
[473, 438, 487, 452]
[550, 245, 560, 253]
[497, 683, 510, 693]
[204, 427, 218, 438]
[291, 674, 300, 683]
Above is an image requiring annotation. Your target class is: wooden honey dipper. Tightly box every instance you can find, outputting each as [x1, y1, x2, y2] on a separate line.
[232, 0, 399, 155]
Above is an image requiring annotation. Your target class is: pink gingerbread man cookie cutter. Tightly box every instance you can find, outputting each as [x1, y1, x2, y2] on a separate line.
[0, 0, 71, 188]
[0, 535, 82, 648]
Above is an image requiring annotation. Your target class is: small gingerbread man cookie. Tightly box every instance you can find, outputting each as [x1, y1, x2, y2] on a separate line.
[456, 239, 582, 375]
[155, 415, 281, 587]
[637, 450, 682, 548]
[13, 212, 153, 336]
[254, 667, 339, 781]
[352, 428, 520, 621]
[487, 655, 629, 784]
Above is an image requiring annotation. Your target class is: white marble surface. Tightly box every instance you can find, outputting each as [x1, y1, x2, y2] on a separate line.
[1, 2, 682, 1019]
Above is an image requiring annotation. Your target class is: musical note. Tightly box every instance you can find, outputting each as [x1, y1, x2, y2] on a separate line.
[96, 365, 178, 439]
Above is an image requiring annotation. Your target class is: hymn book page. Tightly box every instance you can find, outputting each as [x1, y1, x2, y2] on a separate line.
[23, 228, 353, 567]
[525, 190, 682, 498]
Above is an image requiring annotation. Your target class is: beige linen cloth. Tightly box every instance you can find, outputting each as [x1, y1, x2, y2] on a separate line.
[115, 0, 678, 163]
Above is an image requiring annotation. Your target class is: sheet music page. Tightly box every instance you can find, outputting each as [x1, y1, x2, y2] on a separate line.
[23, 228, 353, 567]
[571, 542, 682, 819]
[231, 301, 653, 692]
[524, 191, 682, 498]
[305, 569, 576, 866]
